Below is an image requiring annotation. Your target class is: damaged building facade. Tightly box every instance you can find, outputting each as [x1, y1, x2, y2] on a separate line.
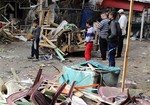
[0, 0, 102, 27]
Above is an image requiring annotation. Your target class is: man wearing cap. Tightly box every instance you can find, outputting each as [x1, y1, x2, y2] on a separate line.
[116, 9, 127, 58]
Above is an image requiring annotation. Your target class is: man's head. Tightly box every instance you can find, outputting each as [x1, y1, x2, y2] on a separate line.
[118, 9, 125, 15]
[101, 12, 107, 20]
[33, 20, 39, 27]
[86, 20, 93, 28]
[109, 11, 118, 20]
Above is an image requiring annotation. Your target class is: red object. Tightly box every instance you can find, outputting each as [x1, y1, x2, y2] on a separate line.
[74, 84, 99, 90]
[101, 0, 150, 12]
[85, 43, 93, 61]
[0, 22, 2, 29]
[55, 87, 68, 94]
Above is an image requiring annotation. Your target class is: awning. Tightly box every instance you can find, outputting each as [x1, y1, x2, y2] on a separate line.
[101, 0, 150, 11]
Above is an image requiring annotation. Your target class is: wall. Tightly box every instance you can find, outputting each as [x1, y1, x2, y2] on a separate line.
[0, 0, 4, 20]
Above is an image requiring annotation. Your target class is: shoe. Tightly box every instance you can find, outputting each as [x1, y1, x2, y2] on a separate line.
[102, 58, 106, 60]
[28, 56, 34, 59]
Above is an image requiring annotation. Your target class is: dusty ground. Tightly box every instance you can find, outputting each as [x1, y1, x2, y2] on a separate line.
[0, 39, 150, 96]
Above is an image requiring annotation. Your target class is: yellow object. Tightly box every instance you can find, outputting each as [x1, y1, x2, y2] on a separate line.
[26, 32, 33, 40]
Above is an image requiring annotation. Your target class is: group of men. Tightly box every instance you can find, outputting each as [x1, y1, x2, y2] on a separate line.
[84, 9, 127, 67]
[98, 9, 127, 66]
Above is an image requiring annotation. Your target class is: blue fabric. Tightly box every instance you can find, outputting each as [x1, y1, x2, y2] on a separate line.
[80, 8, 94, 29]
[85, 27, 95, 42]
[108, 42, 117, 67]
[86, 33, 95, 37]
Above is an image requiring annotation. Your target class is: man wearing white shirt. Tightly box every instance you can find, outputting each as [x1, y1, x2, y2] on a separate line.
[116, 9, 127, 58]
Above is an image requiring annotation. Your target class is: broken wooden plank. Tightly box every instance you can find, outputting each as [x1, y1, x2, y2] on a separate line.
[11, 68, 20, 82]
[39, 43, 56, 49]
[1, 14, 17, 30]
[40, 26, 65, 55]
[81, 91, 113, 104]
[0, 22, 11, 33]
[44, 35, 65, 56]
[77, 33, 84, 43]
[42, 35, 65, 61]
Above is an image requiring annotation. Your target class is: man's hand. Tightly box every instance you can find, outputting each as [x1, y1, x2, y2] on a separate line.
[94, 22, 99, 28]
[84, 42, 87, 45]
[80, 29, 86, 33]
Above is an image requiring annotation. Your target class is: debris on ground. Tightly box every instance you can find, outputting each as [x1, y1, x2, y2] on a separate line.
[117, 80, 137, 89]
[0, 29, 15, 44]
[0, 1, 150, 104]
[0, 61, 149, 105]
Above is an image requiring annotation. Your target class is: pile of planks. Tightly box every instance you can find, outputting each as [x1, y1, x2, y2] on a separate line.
[0, 67, 150, 105]
[0, 18, 21, 44]
[39, 19, 99, 61]
[0, 69, 89, 105]
[0, 29, 15, 44]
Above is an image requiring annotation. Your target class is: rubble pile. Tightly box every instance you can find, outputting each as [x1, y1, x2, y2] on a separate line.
[0, 61, 149, 105]
[0, 30, 14, 44]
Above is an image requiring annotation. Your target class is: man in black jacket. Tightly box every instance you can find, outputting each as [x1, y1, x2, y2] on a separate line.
[107, 11, 118, 67]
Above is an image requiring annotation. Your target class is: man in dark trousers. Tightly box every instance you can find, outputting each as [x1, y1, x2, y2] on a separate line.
[28, 20, 41, 60]
[117, 9, 127, 58]
[107, 11, 119, 67]
[98, 12, 110, 60]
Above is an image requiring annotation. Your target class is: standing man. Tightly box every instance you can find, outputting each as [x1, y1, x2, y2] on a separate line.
[28, 20, 41, 61]
[116, 9, 127, 58]
[107, 11, 118, 67]
[98, 12, 110, 60]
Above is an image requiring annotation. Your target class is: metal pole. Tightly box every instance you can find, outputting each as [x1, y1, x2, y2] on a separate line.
[121, 0, 134, 92]
[82, 0, 85, 9]
[140, 9, 145, 41]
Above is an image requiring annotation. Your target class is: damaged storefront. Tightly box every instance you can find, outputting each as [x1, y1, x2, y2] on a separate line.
[0, 0, 150, 104]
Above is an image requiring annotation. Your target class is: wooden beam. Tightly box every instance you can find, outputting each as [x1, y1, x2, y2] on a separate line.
[36, 10, 52, 12]
[1, 14, 17, 30]
[45, 11, 51, 41]
[39, 0, 43, 26]
[42, 35, 65, 61]
[39, 43, 56, 49]
[121, 0, 134, 92]
[77, 33, 84, 43]
[43, 35, 65, 55]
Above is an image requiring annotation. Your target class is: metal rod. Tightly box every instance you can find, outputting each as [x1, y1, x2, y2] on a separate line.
[57, 8, 82, 11]
[140, 9, 145, 41]
[82, 0, 85, 9]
